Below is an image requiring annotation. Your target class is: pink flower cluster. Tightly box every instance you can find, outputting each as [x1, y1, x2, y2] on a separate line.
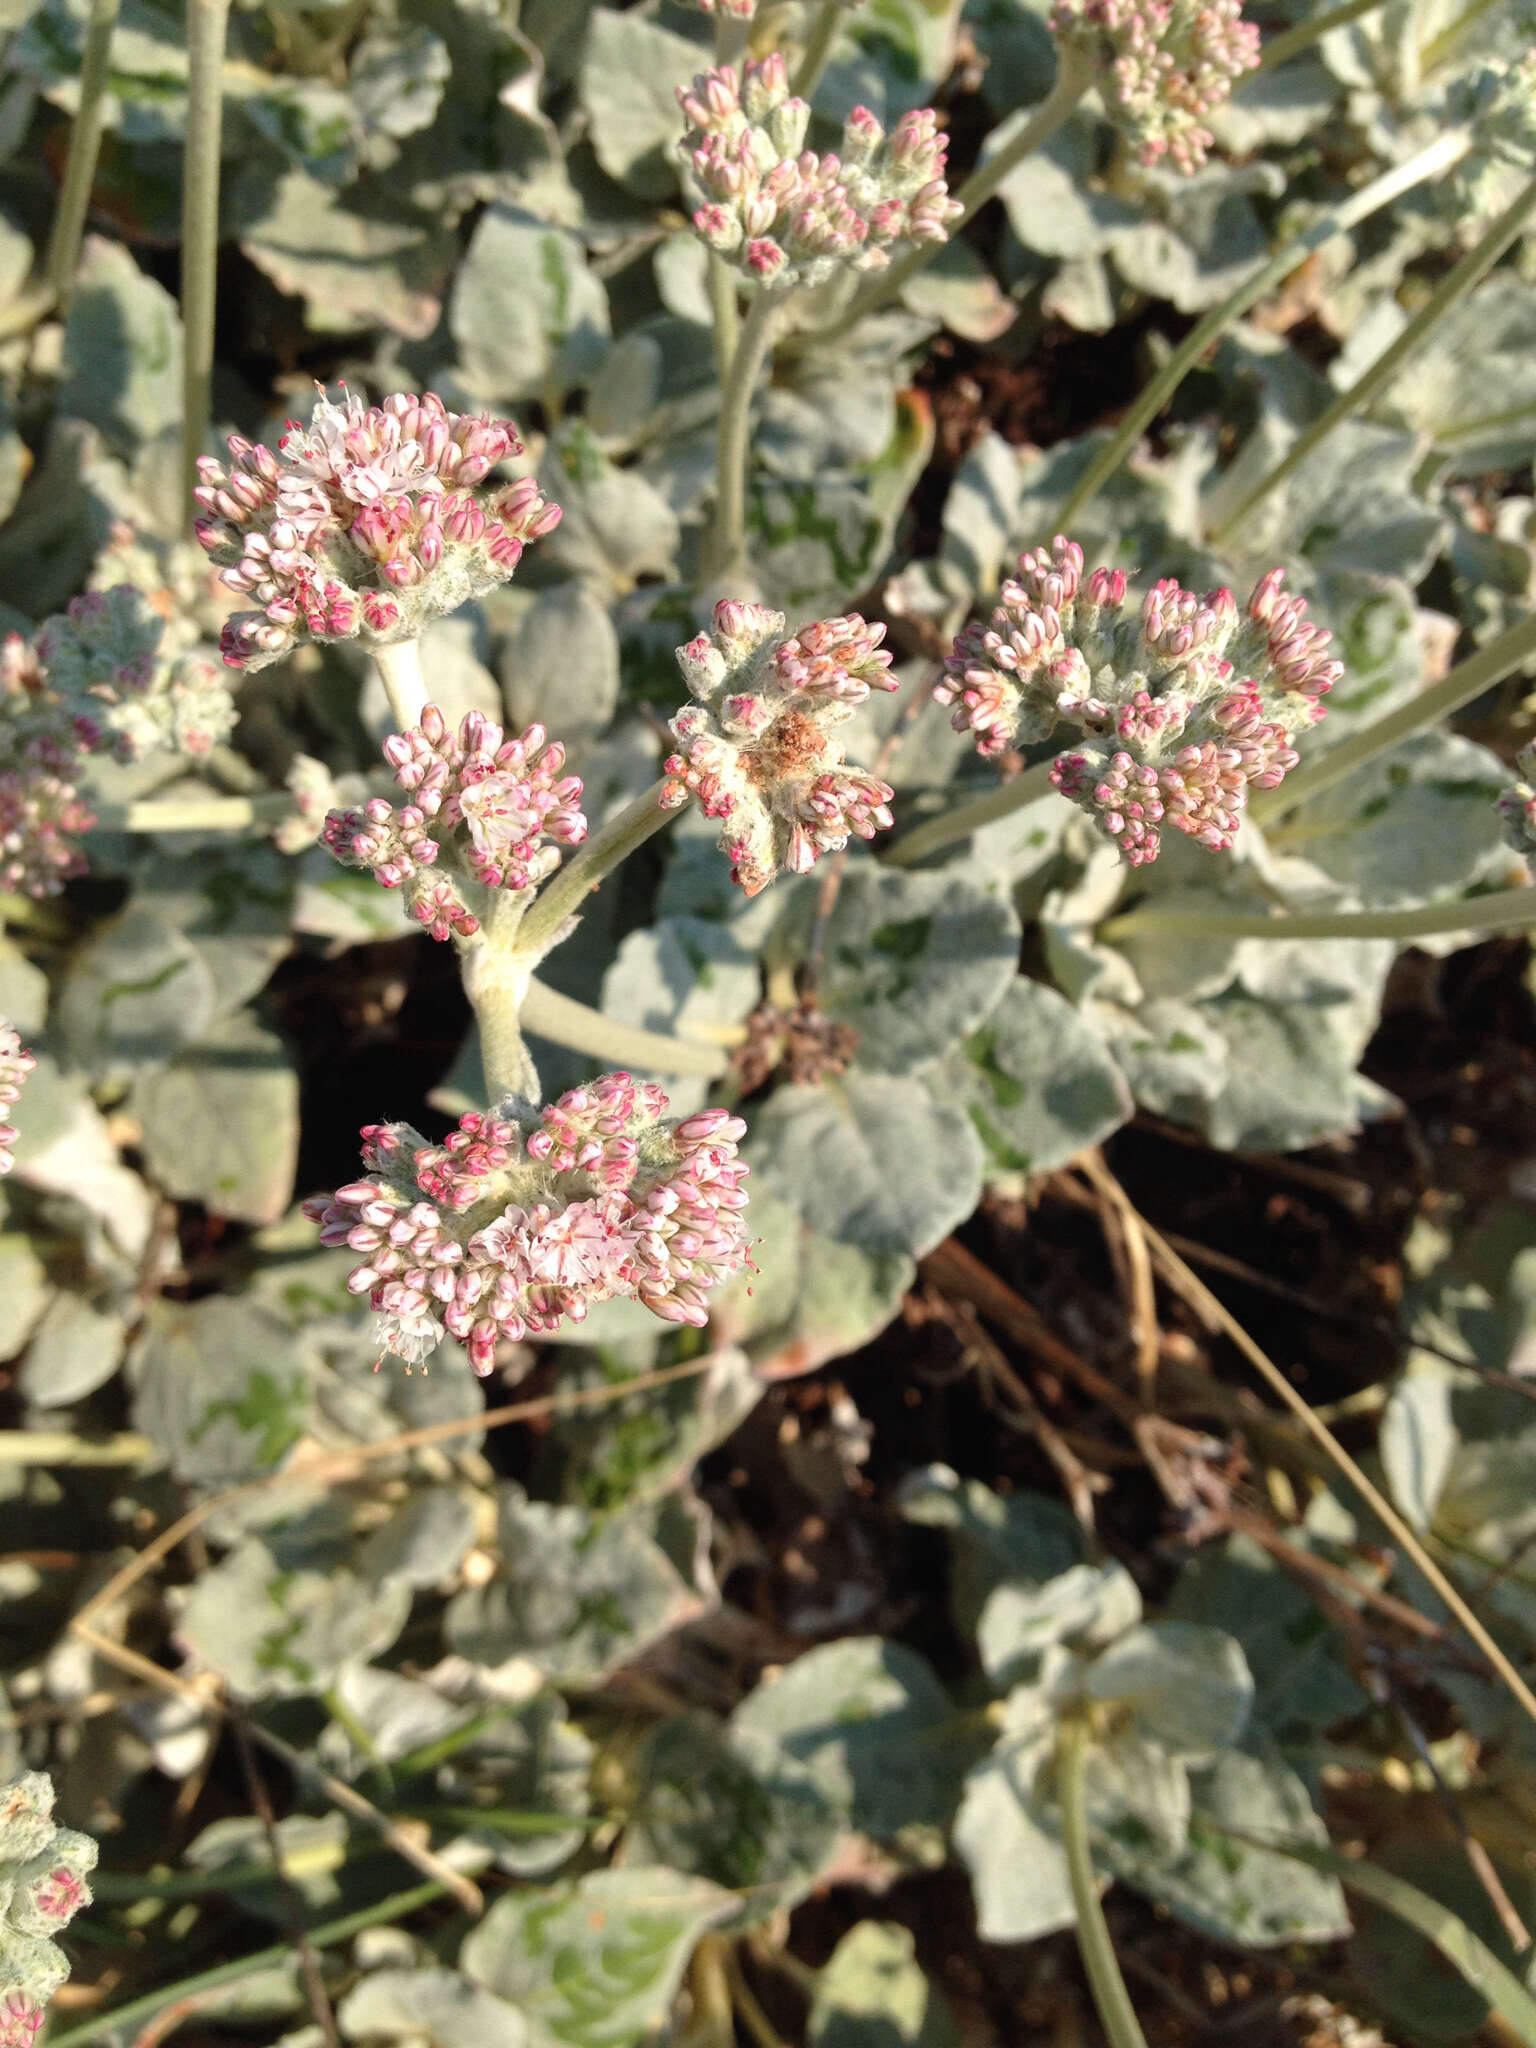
[0, 636, 96, 900]
[678, 55, 962, 286]
[937, 537, 1342, 865]
[193, 388, 561, 671]
[1499, 741, 1536, 858]
[0, 1994, 41, 2048]
[1052, 0, 1260, 171]
[305, 1075, 750, 1371]
[660, 601, 897, 896]
[322, 704, 586, 942]
[0, 1024, 34, 1178]
[35, 586, 237, 763]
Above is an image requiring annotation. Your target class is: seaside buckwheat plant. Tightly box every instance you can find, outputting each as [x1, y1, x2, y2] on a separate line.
[0, 1024, 35, 1178]
[1051, 0, 1261, 170]
[0, 635, 96, 899]
[305, 1079, 750, 1370]
[322, 705, 586, 941]
[0, 1773, 96, 2037]
[936, 539, 1342, 864]
[660, 601, 897, 896]
[678, 56, 962, 285]
[193, 389, 561, 670]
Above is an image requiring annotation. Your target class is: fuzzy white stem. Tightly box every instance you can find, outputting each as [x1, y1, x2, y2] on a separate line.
[373, 638, 429, 733]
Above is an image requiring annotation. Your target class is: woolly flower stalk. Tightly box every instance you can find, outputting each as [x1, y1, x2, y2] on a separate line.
[322, 705, 586, 942]
[660, 600, 897, 896]
[678, 55, 962, 286]
[193, 388, 561, 671]
[35, 586, 237, 763]
[936, 537, 1342, 865]
[305, 1077, 750, 1371]
[1051, 0, 1259, 172]
[0, 637, 96, 900]
[0, 1771, 97, 2033]
[0, 1024, 35, 1178]
[1498, 741, 1536, 857]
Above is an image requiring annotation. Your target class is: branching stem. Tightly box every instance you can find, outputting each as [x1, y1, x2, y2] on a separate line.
[1101, 886, 1536, 947]
[182, 0, 232, 527]
[1058, 1718, 1149, 2048]
[1053, 124, 1474, 534]
[43, 0, 121, 307]
[791, 0, 844, 99]
[881, 758, 1062, 868]
[710, 288, 786, 581]
[1255, 0, 1389, 70]
[1213, 170, 1536, 545]
[372, 637, 429, 732]
[515, 779, 679, 963]
[522, 977, 733, 1078]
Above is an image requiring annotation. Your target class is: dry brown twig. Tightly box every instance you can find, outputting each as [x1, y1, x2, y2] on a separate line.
[1077, 1152, 1160, 1397]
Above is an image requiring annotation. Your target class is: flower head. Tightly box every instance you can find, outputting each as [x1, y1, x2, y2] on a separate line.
[322, 705, 586, 941]
[937, 538, 1341, 864]
[0, 1995, 42, 2048]
[193, 388, 561, 671]
[304, 1077, 750, 1371]
[1499, 741, 1536, 857]
[1052, 0, 1260, 171]
[0, 647, 94, 899]
[660, 602, 897, 896]
[0, 1772, 96, 2025]
[0, 1025, 36, 1179]
[678, 55, 962, 286]
[35, 587, 238, 763]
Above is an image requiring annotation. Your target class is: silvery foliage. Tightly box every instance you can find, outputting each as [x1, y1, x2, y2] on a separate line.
[0, 0, 1531, 2036]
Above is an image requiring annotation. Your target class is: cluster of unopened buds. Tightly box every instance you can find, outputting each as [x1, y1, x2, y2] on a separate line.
[322, 705, 586, 942]
[661, 600, 897, 896]
[0, 1772, 97, 2039]
[678, 55, 962, 286]
[305, 1076, 750, 1370]
[0, 1024, 35, 1179]
[193, 388, 561, 671]
[0, 635, 96, 899]
[937, 537, 1343, 865]
[34, 586, 237, 763]
[1051, 0, 1260, 171]
[1498, 742, 1536, 858]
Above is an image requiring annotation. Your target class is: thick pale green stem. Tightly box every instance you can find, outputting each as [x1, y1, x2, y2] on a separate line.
[522, 976, 731, 1078]
[373, 637, 429, 732]
[791, 0, 843, 99]
[1255, 0, 1389, 71]
[1251, 609, 1536, 826]
[462, 929, 538, 1104]
[1213, 170, 1536, 546]
[43, 0, 121, 306]
[881, 757, 1062, 868]
[1419, 0, 1503, 72]
[708, 253, 741, 388]
[1053, 124, 1474, 535]
[181, 0, 232, 527]
[514, 779, 679, 963]
[1058, 1719, 1150, 2048]
[812, 50, 1095, 344]
[709, 287, 786, 581]
[103, 791, 286, 833]
[1101, 885, 1536, 947]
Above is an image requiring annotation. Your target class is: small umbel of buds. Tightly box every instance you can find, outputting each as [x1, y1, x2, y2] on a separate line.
[0, 1771, 97, 2038]
[661, 601, 897, 896]
[1051, 0, 1260, 172]
[0, 1023, 35, 1178]
[1498, 741, 1536, 858]
[322, 705, 586, 942]
[0, 637, 96, 900]
[193, 388, 561, 671]
[34, 586, 237, 763]
[305, 1076, 750, 1372]
[937, 538, 1342, 865]
[678, 54, 962, 287]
